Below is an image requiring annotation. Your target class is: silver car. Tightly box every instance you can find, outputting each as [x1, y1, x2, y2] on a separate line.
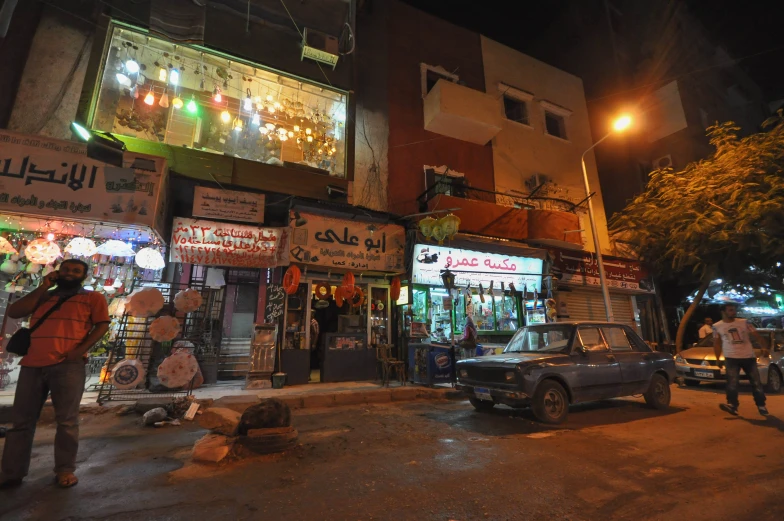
[675, 329, 784, 393]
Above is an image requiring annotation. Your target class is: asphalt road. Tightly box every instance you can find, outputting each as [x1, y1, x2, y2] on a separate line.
[2, 384, 784, 521]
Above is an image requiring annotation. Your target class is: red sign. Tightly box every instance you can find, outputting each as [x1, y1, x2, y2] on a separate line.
[549, 248, 654, 293]
[170, 217, 289, 268]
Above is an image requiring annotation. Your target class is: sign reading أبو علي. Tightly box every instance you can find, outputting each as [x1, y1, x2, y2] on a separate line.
[411, 244, 543, 290]
[170, 217, 289, 268]
[548, 247, 655, 293]
[289, 211, 405, 272]
[0, 129, 167, 237]
[192, 186, 265, 223]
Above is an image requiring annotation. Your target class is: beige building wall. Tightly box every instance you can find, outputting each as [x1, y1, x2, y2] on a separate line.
[480, 36, 613, 254]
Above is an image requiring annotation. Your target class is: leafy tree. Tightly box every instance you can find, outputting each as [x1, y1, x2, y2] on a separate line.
[610, 114, 784, 351]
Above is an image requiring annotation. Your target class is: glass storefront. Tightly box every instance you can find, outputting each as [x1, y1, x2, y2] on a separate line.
[91, 25, 348, 177]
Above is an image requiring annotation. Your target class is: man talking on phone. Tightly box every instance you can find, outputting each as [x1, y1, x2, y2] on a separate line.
[0, 259, 110, 489]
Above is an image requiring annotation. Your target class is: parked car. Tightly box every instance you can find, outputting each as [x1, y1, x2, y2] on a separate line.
[675, 329, 784, 392]
[455, 322, 676, 424]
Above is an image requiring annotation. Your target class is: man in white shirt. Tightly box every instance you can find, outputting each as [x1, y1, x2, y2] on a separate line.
[713, 303, 768, 416]
[698, 317, 713, 340]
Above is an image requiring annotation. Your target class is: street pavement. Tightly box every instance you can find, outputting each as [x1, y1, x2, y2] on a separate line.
[1, 384, 783, 521]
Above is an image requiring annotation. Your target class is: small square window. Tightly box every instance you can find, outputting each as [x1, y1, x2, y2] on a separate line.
[503, 95, 529, 125]
[545, 111, 567, 140]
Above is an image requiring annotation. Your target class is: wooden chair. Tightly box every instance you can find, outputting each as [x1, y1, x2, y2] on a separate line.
[375, 345, 390, 384]
[381, 344, 406, 387]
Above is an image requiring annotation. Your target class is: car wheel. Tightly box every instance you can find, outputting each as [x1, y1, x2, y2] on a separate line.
[765, 367, 782, 394]
[644, 374, 671, 409]
[468, 397, 495, 412]
[532, 380, 569, 424]
[684, 379, 701, 387]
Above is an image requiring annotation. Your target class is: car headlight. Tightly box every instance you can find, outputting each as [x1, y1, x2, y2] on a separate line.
[675, 355, 685, 364]
[505, 371, 515, 382]
[459, 369, 468, 378]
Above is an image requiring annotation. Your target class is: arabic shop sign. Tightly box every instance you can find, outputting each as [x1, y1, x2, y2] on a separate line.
[289, 211, 405, 272]
[170, 217, 289, 268]
[0, 130, 167, 235]
[192, 186, 265, 224]
[412, 244, 543, 290]
[549, 247, 655, 293]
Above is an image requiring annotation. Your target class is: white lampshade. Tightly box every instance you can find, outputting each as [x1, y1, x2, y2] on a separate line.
[24, 239, 61, 265]
[96, 240, 136, 257]
[135, 247, 165, 270]
[65, 237, 97, 257]
[0, 237, 18, 255]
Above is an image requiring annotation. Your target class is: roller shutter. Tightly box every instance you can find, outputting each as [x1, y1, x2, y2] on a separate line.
[557, 288, 635, 327]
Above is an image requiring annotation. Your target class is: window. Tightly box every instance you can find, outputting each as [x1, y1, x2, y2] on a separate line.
[432, 174, 466, 198]
[577, 327, 607, 352]
[420, 64, 458, 98]
[504, 325, 573, 354]
[92, 25, 348, 177]
[545, 111, 567, 139]
[602, 327, 632, 352]
[503, 95, 529, 125]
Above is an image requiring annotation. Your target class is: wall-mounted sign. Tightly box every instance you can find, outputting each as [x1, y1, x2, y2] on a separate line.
[289, 211, 405, 272]
[170, 217, 288, 268]
[0, 129, 167, 237]
[192, 186, 265, 224]
[412, 244, 543, 290]
[549, 248, 654, 293]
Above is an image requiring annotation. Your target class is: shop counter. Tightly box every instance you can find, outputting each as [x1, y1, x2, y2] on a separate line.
[322, 333, 376, 383]
[408, 342, 454, 387]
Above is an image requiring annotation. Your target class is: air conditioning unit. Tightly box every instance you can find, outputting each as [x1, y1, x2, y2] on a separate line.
[301, 28, 340, 69]
[652, 154, 673, 170]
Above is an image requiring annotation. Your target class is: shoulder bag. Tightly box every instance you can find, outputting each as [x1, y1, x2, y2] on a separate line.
[6, 293, 77, 356]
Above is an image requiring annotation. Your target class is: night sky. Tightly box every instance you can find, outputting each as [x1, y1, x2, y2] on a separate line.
[402, 0, 784, 102]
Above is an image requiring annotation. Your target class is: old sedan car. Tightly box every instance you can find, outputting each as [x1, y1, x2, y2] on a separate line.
[676, 329, 784, 392]
[456, 322, 676, 424]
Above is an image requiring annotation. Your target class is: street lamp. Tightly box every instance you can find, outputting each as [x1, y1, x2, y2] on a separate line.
[580, 114, 633, 322]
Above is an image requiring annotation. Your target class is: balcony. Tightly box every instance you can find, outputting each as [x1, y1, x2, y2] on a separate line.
[423, 79, 503, 145]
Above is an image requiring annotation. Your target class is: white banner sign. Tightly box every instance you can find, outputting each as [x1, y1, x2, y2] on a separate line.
[192, 186, 265, 223]
[412, 244, 543, 290]
[170, 217, 289, 268]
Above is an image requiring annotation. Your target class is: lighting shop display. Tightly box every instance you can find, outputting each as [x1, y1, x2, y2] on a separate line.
[126, 287, 165, 317]
[173, 288, 203, 313]
[149, 315, 181, 342]
[110, 358, 146, 390]
[134, 247, 165, 270]
[95, 240, 136, 257]
[64, 237, 98, 258]
[0, 237, 18, 255]
[418, 214, 461, 244]
[24, 238, 61, 265]
[157, 349, 200, 389]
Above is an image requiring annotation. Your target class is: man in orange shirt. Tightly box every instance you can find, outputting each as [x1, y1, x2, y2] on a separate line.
[0, 259, 110, 489]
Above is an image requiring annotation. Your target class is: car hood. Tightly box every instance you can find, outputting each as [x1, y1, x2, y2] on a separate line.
[678, 347, 718, 360]
[459, 352, 568, 366]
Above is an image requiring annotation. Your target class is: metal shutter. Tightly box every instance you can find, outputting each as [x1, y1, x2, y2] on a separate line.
[557, 288, 635, 326]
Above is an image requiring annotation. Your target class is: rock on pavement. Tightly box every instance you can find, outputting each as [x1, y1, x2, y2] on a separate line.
[142, 407, 168, 426]
[198, 407, 241, 436]
[238, 398, 291, 435]
[192, 433, 234, 464]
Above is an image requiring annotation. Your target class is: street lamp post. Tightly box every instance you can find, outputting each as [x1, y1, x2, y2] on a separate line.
[579, 115, 632, 323]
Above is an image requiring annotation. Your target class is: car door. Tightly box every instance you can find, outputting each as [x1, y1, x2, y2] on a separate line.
[602, 326, 650, 395]
[569, 326, 623, 402]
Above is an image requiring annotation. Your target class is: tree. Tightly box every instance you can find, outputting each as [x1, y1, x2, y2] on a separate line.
[610, 114, 784, 351]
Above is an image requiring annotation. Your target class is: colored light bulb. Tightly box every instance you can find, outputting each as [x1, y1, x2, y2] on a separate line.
[186, 98, 197, 113]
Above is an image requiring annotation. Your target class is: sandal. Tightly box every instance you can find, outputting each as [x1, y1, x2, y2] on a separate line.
[54, 473, 79, 488]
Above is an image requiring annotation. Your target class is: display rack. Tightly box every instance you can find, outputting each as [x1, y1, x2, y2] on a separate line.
[96, 280, 209, 404]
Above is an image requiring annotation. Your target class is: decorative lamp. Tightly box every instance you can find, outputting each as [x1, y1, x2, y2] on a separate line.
[439, 214, 461, 240]
[111, 359, 146, 390]
[221, 110, 231, 123]
[126, 287, 165, 317]
[440, 269, 456, 290]
[65, 237, 97, 258]
[233, 117, 243, 131]
[144, 89, 155, 106]
[157, 349, 199, 389]
[24, 238, 61, 265]
[159, 92, 169, 108]
[135, 247, 165, 270]
[0, 237, 18, 255]
[0, 259, 17, 274]
[172, 97, 184, 109]
[149, 315, 181, 342]
[125, 59, 140, 74]
[174, 288, 203, 313]
[418, 217, 437, 239]
[431, 224, 446, 245]
[96, 240, 136, 257]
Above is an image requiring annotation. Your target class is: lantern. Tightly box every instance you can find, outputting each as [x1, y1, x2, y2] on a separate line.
[96, 240, 136, 257]
[390, 276, 401, 301]
[0, 237, 18, 255]
[174, 288, 203, 313]
[135, 247, 165, 270]
[126, 287, 165, 317]
[440, 269, 456, 290]
[431, 224, 446, 245]
[65, 237, 97, 258]
[149, 315, 181, 342]
[24, 238, 61, 265]
[439, 213, 461, 239]
[418, 217, 437, 239]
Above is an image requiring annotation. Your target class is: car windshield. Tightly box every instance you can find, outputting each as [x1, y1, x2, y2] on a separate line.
[504, 325, 574, 353]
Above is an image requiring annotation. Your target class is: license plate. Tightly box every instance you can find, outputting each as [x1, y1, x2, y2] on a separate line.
[694, 370, 714, 378]
[474, 387, 493, 401]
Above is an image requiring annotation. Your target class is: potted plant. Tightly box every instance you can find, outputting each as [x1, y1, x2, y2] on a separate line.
[195, 333, 219, 385]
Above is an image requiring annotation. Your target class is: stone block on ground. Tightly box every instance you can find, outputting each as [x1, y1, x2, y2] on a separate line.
[237, 398, 291, 435]
[241, 426, 298, 454]
[302, 393, 337, 409]
[142, 407, 168, 426]
[192, 433, 234, 464]
[198, 407, 241, 436]
[213, 395, 261, 414]
[135, 397, 174, 415]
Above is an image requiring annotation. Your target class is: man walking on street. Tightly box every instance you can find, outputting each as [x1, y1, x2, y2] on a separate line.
[713, 303, 769, 416]
[0, 259, 110, 489]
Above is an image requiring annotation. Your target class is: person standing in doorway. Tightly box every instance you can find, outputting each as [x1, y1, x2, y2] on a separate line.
[713, 303, 769, 416]
[698, 317, 714, 340]
[459, 315, 478, 359]
[0, 259, 110, 489]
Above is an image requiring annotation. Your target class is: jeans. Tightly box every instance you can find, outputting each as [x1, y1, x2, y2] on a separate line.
[725, 357, 766, 408]
[1, 361, 85, 479]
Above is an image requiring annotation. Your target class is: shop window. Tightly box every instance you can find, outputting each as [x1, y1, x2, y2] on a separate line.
[545, 111, 567, 140]
[92, 25, 348, 177]
[503, 95, 529, 125]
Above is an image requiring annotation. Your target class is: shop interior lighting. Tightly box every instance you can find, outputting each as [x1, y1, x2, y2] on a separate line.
[115, 72, 131, 87]
[172, 96, 183, 109]
[144, 89, 155, 106]
[213, 87, 222, 103]
[186, 97, 198, 113]
[221, 110, 231, 123]
[169, 68, 180, 85]
[252, 113, 261, 126]
[125, 59, 139, 74]
[158, 67, 167, 82]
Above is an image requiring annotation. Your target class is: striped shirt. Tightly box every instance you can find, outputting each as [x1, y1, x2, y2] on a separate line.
[21, 289, 110, 368]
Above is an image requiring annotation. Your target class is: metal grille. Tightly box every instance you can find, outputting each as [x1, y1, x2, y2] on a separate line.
[464, 366, 513, 384]
[686, 359, 723, 367]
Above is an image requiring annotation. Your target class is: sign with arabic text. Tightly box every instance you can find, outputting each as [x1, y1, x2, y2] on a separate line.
[412, 244, 543, 290]
[0, 129, 167, 236]
[193, 186, 265, 223]
[289, 211, 405, 272]
[170, 217, 289, 268]
[549, 247, 654, 293]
